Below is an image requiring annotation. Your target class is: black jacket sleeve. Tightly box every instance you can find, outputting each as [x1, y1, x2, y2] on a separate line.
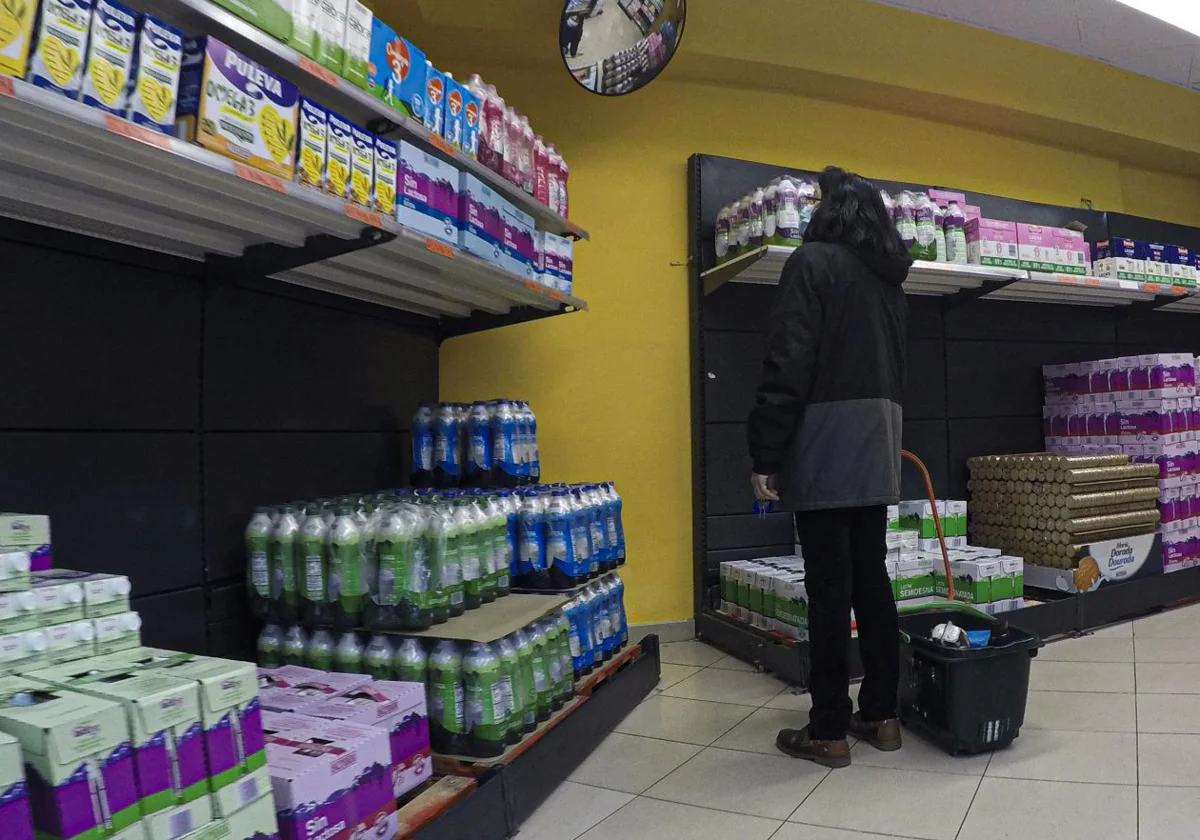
[746, 252, 823, 475]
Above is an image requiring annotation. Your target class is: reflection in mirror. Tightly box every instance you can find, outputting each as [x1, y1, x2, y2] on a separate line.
[560, 0, 686, 96]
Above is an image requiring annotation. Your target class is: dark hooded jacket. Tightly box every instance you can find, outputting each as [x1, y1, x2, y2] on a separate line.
[747, 242, 911, 510]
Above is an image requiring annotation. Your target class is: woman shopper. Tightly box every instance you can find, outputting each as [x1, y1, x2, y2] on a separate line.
[746, 166, 911, 768]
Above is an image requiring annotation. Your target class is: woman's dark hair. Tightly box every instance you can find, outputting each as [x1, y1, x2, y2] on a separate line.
[804, 166, 907, 259]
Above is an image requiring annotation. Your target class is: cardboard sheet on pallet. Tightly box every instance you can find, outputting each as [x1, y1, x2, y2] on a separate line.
[400, 594, 568, 642]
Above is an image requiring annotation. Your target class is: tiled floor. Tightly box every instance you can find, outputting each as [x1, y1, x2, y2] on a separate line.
[518, 602, 1200, 839]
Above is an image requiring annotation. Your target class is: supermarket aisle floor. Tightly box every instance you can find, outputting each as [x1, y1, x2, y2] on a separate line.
[518, 601, 1200, 839]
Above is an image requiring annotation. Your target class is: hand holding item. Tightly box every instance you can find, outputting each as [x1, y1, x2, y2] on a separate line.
[751, 473, 779, 502]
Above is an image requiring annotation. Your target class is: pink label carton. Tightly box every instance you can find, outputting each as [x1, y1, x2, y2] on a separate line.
[257, 667, 371, 715]
[965, 218, 1018, 269]
[1016, 224, 1061, 272]
[262, 713, 394, 840]
[302, 681, 431, 799]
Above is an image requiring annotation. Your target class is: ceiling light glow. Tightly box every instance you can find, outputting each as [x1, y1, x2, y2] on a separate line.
[1112, 0, 1200, 38]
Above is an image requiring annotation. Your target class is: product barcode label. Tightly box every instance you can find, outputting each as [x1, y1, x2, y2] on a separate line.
[488, 682, 507, 721]
[237, 776, 260, 806]
[168, 809, 194, 839]
[1006, 244, 1017, 256]
[305, 557, 323, 594]
[450, 591, 464, 606]
[454, 684, 465, 727]
[251, 553, 269, 589]
[498, 677, 514, 717]
[532, 665, 547, 692]
[569, 635, 581, 657]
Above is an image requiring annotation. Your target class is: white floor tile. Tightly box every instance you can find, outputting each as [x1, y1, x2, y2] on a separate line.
[515, 781, 633, 840]
[1028, 661, 1134, 693]
[658, 663, 702, 689]
[1135, 662, 1200, 693]
[710, 653, 758, 671]
[1138, 733, 1200, 787]
[579, 796, 781, 840]
[1039, 635, 1134, 662]
[713, 707, 808, 755]
[763, 688, 815, 712]
[1022, 691, 1136, 733]
[957, 777, 1136, 840]
[568, 732, 702, 794]
[986, 728, 1136, 785]
[1132, 603, 1200, 638]
[1134, 637, 1200, 663]
[851, 729, 991, 776]
[1088, 622, 1133, 639]
[661, 667, 789, 707]
[1139, 785, 1200, 839]
[789, 765, 980, 840]
[659, 640, 725, 667]
[1136, 692, 1200, 734]
[772, 826, 928, 840]
[615, 694, 754, 745]
[644, 747, 827, 820]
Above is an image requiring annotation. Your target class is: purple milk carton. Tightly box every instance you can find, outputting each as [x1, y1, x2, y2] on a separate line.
[0, 678, 140, 840]
[396, 141, 459, 246]
[0, 733, 32, 840]
[459, 172, 505, 267]
[499, 201, 536, 280]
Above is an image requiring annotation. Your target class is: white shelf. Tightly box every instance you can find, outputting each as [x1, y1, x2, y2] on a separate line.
[700, 244, 1200, 309]
[139, 0, 586, 240]
[0, 76, 585, 320]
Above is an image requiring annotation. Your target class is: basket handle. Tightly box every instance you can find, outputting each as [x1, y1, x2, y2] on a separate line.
[901, 449, 955, 602]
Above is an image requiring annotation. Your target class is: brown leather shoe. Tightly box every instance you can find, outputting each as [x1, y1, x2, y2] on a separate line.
[849, 712, 902, 751]
[775, 726, 851, 768]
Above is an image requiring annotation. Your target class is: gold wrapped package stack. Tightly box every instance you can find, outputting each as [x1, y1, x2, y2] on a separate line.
[967, 453, 1160, 569]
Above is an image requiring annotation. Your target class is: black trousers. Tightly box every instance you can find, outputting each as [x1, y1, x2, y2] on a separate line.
[794, 505, 899, 740]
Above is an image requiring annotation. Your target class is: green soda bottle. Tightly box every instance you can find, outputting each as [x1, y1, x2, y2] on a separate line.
[469, 495, 497, 604]
[393, 637, 428, 684]
[300, 511, 332, 627]
[485, 495, 511, 597]
[539, 617, 564, 713]
[371, 507, 407, 631]
[495, 636, 523, 746]
[334, 632, 364, 673]
[246, 508, 273, 620]
[433, 501, 464, 618]
[556, 611, 575, 703]
[257, 623, 282, 668]
[269, 506, 301, 623]
[282, 625, 307, 665]
[526, 622, 552, 722]
[428, 640, 466, 754]
[306, 628, 335, 671]
[513, 628, 537, 733]
[463, 641, 506, 757]
[329, 506, 363, 629]
[455, 497, 483, 610]
[364, 634, 393, 679]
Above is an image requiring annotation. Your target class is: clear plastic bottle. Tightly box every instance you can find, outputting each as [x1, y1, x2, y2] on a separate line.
[257, 623, 282, 668]
[428, 640, 467, 754]
[715, 204, 732, 262]
[282, 625, 307, 665]
[494, 636, 523, 745]
[775, 177, 802, 247]
[734, 197, 751, 253]
[503, 107, 523, 187]
[246, 508, 273, 620]
[484, 494, 511, 597]
[546, 489, 577, 589]
[481, 86, 507, 174]
[430, 500, 463, 620]
[933, 202, 948, 263]
[328, 506, 363, 629]
[455, 496, 483, 610]
[913, 193, 937, 261]
[519, 116, 536, 195]
[364, 634, 393, 679]
[748, 186, 765, 249]
[763, 179, 780, 244]
[555, 611, 575, 701]
[546, 146, 562, 214]
[463, 642, 507, 757]
[269, 506, 301, 623]
[334, 632, 363, 674]
[512, 629, 538, 733]
[895, 191, 918, 255]
[393, 636, 428, 684]
[519, 490, 549, 589]
[306, 628, 335, 671]
[945, 200, 968, 265]
[527, 621, 553, 720]
[299, 510, 332, 627]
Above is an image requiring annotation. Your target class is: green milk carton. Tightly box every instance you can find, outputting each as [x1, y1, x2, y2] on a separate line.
[0, 677, 140, 840]
[209, 0, 291, 43]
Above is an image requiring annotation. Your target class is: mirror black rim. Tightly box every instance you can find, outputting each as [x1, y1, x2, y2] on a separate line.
[559, 0, 686, 97]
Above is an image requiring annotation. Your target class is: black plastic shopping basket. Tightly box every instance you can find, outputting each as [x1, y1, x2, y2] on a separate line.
[896, 451, 1043, 755]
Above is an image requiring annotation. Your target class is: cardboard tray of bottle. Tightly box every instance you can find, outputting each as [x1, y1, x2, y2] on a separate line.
[372, 593, 568, 643]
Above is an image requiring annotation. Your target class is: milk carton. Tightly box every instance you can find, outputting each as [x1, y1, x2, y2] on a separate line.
[79, 0, 136, 114]
[339, 0, 370, 89]
[324, 110, 353, 199]
[772, 574, 807, 641]
[262, 713, 394, 840]
[992, 556, 1024, 601]
[1166, 245, 1197, 288]
[176, 38, 298, 180]
[314, 0, 347, 74]
[34, 570, 129, 618]
[0, 732, 32, 840]
[422, 62, 445, 134]
[24, 665, 210, 815]
[1094, 239, 1144, 282]
[258, 666, 371, 714]
[500, 201, 536, 280]
[965, 218, 1019, 269]
[221, 792, 278, 840]
[0, 514, 50, 575]
[303, 680, 431, 799]
[288, 0, 319, 58]
[42, 621, 94, 666]
[364, 19, 425, 119]
[125, 14, 184, 134]
[397, 141, 458, 245]
[443, 73, 468, 149]
[0, 630, 47, 674]
[896, 556, 934, 600]
[28, 0, 93, 98]
[459, 172, 506, 265]
[1058, 229, 1088, 275]
[0, 0, 37, 77]
[209, 0, 290, 42]
[1015, 224, 1061, 272]
[1143, 242, 1171, 281]
[92, 612, 141, 655]
[0, 590, 38, 635]
[348, 123, 373, 208]
[461, 87, 481, 157]
[296, 98, 327, 190]
[372, 136, 397, 216]
[0, 677, 140, 840]
[952, 559, 1000, 604]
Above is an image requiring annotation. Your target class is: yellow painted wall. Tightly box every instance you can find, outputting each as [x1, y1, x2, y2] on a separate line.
[439, 65, 1200, 626]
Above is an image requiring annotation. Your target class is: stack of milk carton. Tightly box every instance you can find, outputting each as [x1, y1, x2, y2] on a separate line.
[1093, 239, 1197, 289]
[717, 557, 807, 640]
[1044, 354, 1200, 573]
[0, 647, 277, 840]
[258, 665, 432, 835]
